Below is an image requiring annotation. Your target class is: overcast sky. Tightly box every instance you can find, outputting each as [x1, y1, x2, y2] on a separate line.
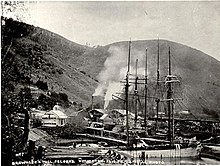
[21, 1, 220, 60]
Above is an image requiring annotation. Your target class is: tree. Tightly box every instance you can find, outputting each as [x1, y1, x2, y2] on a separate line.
[1, 5, 33, 164]
[1, 1, 28, 22]
[2, 87, 33, 165]
[59, 122, 85, 139]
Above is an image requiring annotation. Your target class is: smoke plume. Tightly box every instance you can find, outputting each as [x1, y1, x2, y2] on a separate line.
[93, 44, 150, 109]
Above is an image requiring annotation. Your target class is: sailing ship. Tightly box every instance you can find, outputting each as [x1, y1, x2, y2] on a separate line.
[119, 40, 201, 160]
[94, 40, 202, 164]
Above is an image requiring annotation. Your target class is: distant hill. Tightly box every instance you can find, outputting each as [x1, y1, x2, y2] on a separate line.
[2, 18, 220, 118]
[78, 40, 220, 118]
[1, 17, 98, 110]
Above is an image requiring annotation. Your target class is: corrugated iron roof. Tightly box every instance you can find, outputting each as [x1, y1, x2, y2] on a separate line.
[100, 113, 109, 120]
[112, 109, 126, 115]
[50, 110, 67, 118]
[90, 109, 107, 114]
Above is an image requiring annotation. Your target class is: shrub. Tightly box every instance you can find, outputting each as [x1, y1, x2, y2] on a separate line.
[80, 70, 86, 75]
[59, 93, 68, 102]
[56, 68, 63, 74]
[35, 80, 48, 91]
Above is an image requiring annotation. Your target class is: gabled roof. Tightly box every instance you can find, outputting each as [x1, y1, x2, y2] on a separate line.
[100, 114, 109, 120]
[31, 108, 47, 116]
[112, 109, 126, 115]
[50, 110, 67, 118]
[112, 109, 135, 118]
[90, 109, 107, 114]
[32, 111, 46, 118]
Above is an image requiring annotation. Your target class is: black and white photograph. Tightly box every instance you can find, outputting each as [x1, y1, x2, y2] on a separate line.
[1, 1, 220, 165]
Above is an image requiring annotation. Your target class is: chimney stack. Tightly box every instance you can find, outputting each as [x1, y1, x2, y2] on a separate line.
[91, 95, 94, 110]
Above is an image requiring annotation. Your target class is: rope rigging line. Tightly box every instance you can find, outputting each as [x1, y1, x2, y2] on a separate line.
[174, 84, 207, 111]
[173, 92, 198, 120]
[170, 54, 208, 109]
[195, 87, 213, 108]
[172, 92, 188, 110]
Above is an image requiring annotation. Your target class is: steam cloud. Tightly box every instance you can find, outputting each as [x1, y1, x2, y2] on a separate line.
[93, 45, 150, 109]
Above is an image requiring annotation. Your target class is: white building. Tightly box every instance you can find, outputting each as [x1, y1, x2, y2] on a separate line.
[30, 108, 47, 128]
[42, 105, 68, 127]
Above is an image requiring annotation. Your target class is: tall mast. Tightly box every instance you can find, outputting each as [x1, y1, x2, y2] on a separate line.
[127, 39, 131, 73]
[125, 40, 131, 148]
[134, 59, 138, 128]
[167, 47, 173, 147]
[156, 38, 160, 130]
[144, 49, 148, 132]
[157, 38, 160, 86]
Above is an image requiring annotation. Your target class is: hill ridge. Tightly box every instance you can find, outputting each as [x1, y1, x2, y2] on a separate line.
[2, 18, 220, 118]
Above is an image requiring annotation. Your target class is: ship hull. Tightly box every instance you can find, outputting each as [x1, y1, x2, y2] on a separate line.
[118, 146, 201, 159]
[93, 145, 202, 165]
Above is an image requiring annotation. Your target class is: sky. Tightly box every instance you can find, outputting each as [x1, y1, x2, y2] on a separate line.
[6, 1, 220, 60]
